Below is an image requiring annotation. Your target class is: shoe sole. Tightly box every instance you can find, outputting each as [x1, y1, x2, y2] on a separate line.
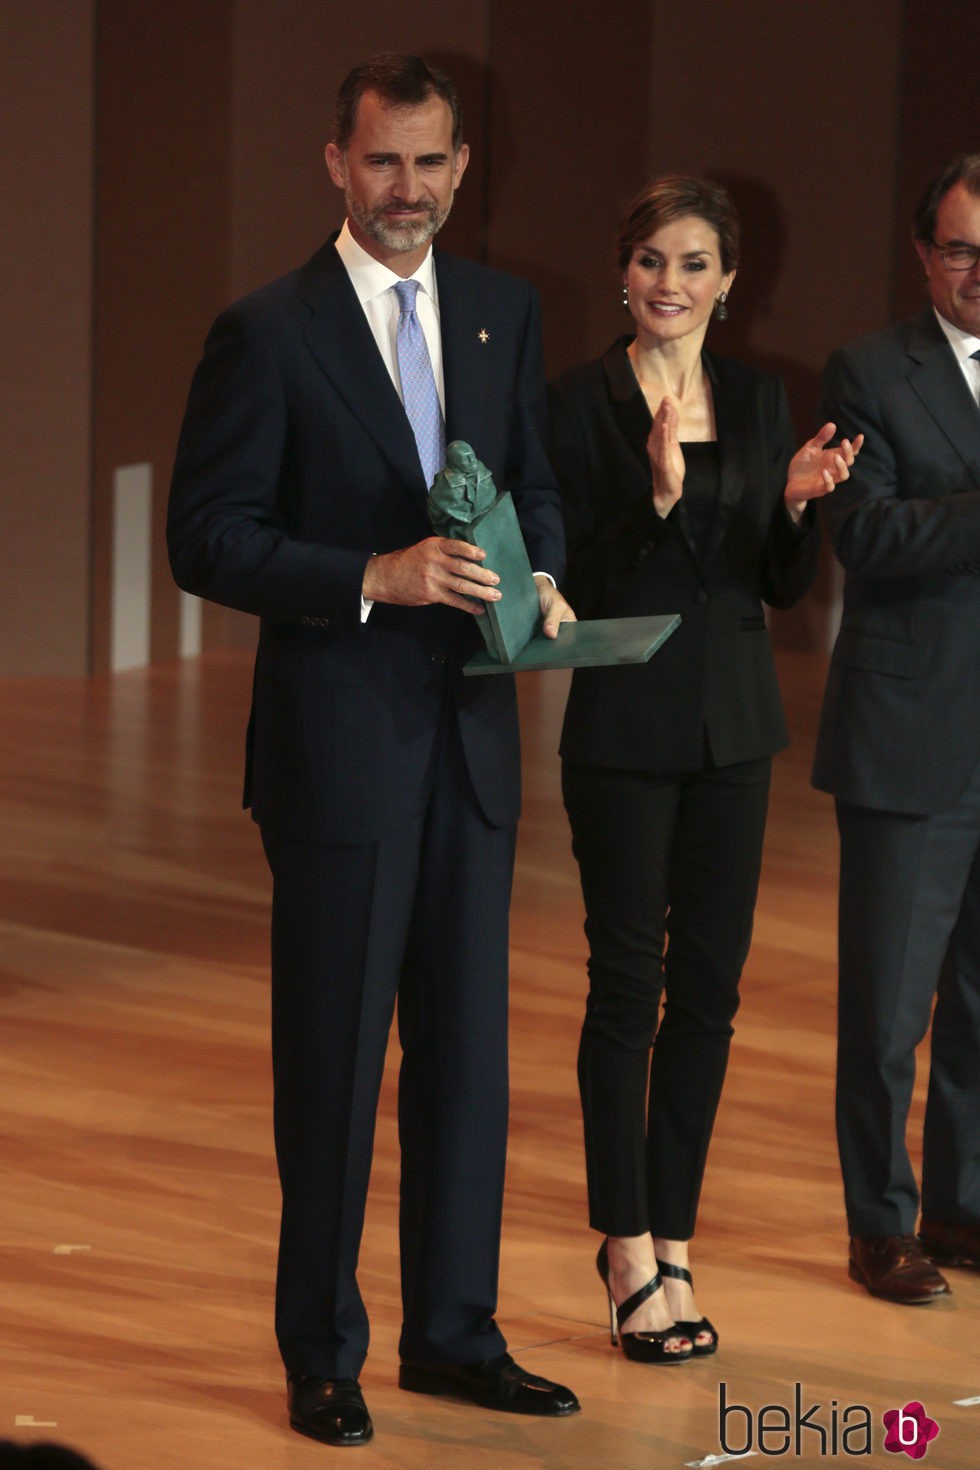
[919, 1242, 980, 1271]
[289, 1416, 374, 1446]
[398, 1364, 579, 1416]
[848, 1260, 951, 1304]
[618, 1342, 694, 1364]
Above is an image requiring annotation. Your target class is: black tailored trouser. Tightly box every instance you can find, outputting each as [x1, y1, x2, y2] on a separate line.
[562, 756, 771, 1241]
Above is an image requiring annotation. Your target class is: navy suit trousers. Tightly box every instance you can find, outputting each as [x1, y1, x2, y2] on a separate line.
[263, 699, 514, 1379]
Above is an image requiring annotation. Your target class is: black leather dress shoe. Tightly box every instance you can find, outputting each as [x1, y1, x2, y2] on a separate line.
[848, 1234, 951, 1304]
[287, 1374, 373, 1445]
[919, 1218, 980, 1271]
[399, 1352, 580, 1416]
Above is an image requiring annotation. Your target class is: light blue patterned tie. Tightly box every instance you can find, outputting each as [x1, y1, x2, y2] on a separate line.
[394, 278, 445, 490]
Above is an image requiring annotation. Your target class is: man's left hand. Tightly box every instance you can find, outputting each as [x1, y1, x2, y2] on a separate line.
[534, 575, 577, 639]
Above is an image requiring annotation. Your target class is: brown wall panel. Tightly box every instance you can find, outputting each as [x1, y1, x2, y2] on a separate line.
[91, 0, 234, 669]
[893, 0, 980, 319]
[487, 0, 655, 375]
[2, 2, 975, 673]
[228, 0, 491, 298]
[0, 1, 94, 675]
[647, 0, 903, 650]
[648, 0, 903, 397]
[485, 1, 904, 651]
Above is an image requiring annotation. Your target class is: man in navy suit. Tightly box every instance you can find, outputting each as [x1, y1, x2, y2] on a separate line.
[813, 153, 980, 1305]
[168, 54, 577, 1446]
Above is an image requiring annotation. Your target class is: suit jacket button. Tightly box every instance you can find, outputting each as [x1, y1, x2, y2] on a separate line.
[694, 589, 708, 605]
[430, 652, 446, 665]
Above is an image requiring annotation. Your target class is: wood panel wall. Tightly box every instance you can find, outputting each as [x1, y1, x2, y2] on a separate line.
[2, 0, 977, 673]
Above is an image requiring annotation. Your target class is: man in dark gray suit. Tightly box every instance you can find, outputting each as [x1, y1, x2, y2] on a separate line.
[813, 153, 980, 1303]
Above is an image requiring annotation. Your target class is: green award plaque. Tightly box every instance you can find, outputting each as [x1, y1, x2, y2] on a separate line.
[428, 441, 680, 676]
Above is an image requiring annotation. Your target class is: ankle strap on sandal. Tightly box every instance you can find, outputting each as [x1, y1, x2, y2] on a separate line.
[657, 1260, 693, 1286]
[615, 1271, 663, 1331]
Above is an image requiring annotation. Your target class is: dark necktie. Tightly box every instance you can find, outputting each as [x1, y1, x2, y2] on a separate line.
[394, 279, 445, 489]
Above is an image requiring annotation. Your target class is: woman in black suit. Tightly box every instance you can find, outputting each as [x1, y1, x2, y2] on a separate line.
[549, 176, 861, 1363]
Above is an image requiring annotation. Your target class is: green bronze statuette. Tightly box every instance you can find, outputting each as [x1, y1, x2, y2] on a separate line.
[429, 440, 679, 675]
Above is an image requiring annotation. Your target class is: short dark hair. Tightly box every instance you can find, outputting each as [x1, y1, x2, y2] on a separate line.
[332, 53, 463, 153]
[616, 174, 740, 274]
[913, 152, 980, 242]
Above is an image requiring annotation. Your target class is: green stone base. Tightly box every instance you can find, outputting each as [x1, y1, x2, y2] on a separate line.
[463, 613, 680, 675]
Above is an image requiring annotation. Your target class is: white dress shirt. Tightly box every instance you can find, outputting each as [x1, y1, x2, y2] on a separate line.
[335, 222, 443, 619]
[333, 220, 555, 617]
[334, 221, 445, 411]
[933, 308, 980, 404]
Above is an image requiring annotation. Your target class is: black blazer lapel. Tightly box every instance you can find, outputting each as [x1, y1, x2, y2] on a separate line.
[905, 308, 980, 490]
[702, 356, 750, 565]
[298, 239, 427, 500]
[603, 336, 656, 483]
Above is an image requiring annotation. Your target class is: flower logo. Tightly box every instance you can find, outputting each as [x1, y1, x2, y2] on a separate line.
[883, 1401, 940, 1459]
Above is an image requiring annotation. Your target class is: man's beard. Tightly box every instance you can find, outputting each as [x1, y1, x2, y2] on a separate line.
[347, 190, 453, 253]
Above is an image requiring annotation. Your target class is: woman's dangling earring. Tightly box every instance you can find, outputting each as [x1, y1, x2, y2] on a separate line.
[715, 290, 729, 322]
[622, 283, 629, 310]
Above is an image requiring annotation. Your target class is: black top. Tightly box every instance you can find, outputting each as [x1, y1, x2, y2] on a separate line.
[549, 336, 820, 772]
[676, 442, 721, 561]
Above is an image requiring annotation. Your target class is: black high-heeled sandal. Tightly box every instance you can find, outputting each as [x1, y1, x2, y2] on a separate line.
[658, 1260, 718, 1356]
[596, 1241, 693, 1364]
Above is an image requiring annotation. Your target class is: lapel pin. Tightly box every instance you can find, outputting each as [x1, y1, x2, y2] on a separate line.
[478, 328, 489, 344]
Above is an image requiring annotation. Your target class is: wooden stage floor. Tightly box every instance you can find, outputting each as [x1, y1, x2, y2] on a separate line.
[0, 650, 975, 1469]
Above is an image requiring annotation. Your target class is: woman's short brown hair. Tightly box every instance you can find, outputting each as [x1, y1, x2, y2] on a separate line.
[617, 174, 740, 274]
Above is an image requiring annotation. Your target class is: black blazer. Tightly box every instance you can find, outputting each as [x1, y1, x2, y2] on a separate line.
[812, 307, 980, 815]
[550, 337, 818, 771]
[168, 238, 565, 844]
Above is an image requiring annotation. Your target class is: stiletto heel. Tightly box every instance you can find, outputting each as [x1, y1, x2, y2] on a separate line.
[596, 1241, 693, 1364]
[605, 1275, 619, 1345]
[658, 1260, 718, 1356]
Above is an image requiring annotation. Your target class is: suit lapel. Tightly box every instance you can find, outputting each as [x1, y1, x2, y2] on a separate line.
[298, 239, 427, 500]
[435, 253, 491, 451]
[905, 308, 980, 490]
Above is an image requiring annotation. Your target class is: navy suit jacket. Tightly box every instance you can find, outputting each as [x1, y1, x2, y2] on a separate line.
[168, 237, 565, 843]
[549, 338, 818, 772]
[812, 307, 980, 815]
